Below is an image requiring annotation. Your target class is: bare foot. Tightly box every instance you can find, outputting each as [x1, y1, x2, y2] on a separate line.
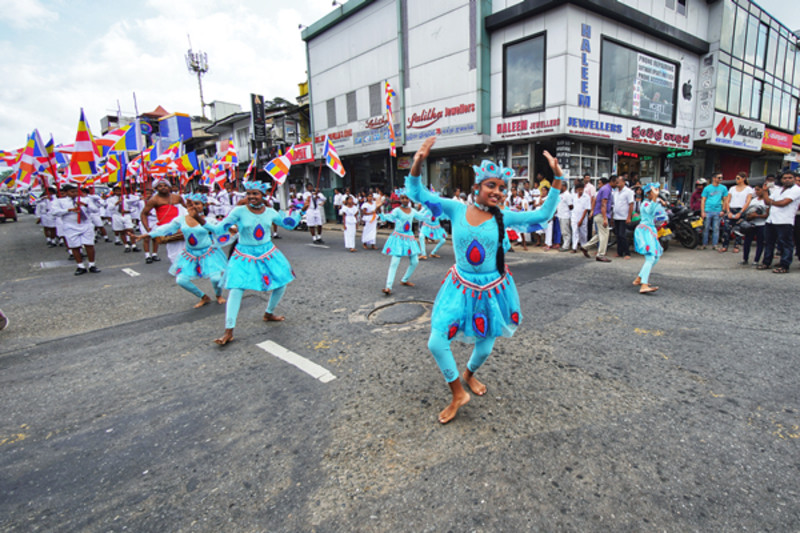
[431, 254, 440, 258]
[363, 243, 368, 249]
[194, 295, 211, 308]
[419, 255, 428, 260]
[639, 284, 659, 294]
[216, 295, 226, 304]
[349, 249, 356, 253]
[462, 370, 487, 396]
[439, 390, 471, 424]
[382, 288, 392, 295]
[214, 329, 234, 345]
[263, 312, 285, 322]
[401, 281, 415, 287]
[632, 276, 642, 286]
[371, 245, 377, 250]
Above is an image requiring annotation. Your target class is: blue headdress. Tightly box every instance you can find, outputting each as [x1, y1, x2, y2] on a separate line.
[642, 182, 659, 194]
[473, 160, 514, 185]
[394, 188, 408, 198]
[242, 181, 268, 194]
[186, 193, 208, 204]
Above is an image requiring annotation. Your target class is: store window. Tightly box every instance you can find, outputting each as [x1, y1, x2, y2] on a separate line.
[369, 83, 381, 117]
[510, 144, 529, 179]
[326, 98, 337, 129]
[600, 38, 678, 126]
[346, 91, 357, 123]
[503, 33, 546, 116]
[567, 141, 611, 179]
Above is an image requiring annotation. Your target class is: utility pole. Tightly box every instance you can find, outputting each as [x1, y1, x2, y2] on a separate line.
[185, 35, 210, 119]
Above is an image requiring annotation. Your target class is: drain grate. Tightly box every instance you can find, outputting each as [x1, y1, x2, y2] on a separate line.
[367, 300, 433, 326]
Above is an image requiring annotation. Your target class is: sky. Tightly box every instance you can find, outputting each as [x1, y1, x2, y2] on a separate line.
[0, 0, 335, 149]
[0, 0, 798, 150]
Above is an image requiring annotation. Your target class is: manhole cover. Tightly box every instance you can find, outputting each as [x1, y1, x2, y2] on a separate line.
[368, 300, 433, 326]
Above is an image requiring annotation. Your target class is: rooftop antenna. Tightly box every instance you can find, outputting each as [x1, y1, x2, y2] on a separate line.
[185, 34, 210, 119]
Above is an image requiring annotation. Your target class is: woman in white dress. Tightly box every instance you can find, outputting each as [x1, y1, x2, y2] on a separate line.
[361, 195, 381, 249]
[339, 196, 361, 252]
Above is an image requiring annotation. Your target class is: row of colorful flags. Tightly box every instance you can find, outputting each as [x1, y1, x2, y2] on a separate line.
[0, 91, 390, 193]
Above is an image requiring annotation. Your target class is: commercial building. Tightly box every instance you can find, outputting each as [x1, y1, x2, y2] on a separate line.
[302, 0, 799, 197]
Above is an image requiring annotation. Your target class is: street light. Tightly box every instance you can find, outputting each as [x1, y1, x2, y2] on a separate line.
[185, 35, 209, 119]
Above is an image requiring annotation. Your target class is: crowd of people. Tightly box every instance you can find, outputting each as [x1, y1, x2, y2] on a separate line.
[17, 133, 800, 423]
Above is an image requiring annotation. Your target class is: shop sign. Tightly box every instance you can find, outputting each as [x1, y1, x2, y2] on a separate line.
[617, 150, 638, 159]
[407, 103, 475, 130]
[794, 116, 800, 146]
[496, 117, 561, 136]
[762, 128, 792, 154]
[291, 142, 314, 164]
[666, 149, 693, 159]
[567, 116, 622, 135]
[406, 123, 476, 142]
[707, 112, 764, 152]
[628, 125, 691, 147]
[314, 129, 353, 144]
[556, 139, 571, 169]
[397, 156, 412, 170]
[578, 24, 592, 108]
[365, 116, 389, 129]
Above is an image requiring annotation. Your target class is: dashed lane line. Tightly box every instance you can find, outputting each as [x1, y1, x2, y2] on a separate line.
[256, 340, 337, 383]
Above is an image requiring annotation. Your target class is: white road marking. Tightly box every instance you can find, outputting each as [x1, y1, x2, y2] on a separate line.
[122, 268, 140, 277]
[256, 340, 337, 383]
[306, 243, 331, 249]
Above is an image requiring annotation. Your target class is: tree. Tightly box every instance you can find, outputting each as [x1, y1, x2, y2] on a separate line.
[264, 97, 293, 109]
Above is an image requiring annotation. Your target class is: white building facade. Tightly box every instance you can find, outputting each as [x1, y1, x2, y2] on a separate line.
[303, 0, 799, 197]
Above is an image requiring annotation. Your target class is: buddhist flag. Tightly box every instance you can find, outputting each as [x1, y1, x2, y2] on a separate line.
[173, 151, 198, 173]
[243, 151, 257, 179]
[385, 80, 397, 157]
[67, 108, 100, 182]
[322, 135, 345, 177]
[263, 146, 293, 185]
[221, 138, 238, 167]
[15, 134, 37, 186]
[111, 121, 141, 152]
[153, 140, 180, 167]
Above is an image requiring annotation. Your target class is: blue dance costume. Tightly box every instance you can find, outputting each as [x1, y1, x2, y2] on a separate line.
[418, 206, 448, 257]
[209, 205, 300, 328]
[634, 197, 666, 285]
[148, 215, 228, 300]
[405, 170, 560, 383]
[380, 205, 426, 290]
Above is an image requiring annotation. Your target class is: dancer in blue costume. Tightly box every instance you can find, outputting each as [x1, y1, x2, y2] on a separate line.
[137, 193, 228, 308]
[209, 181, 302, 345]
[405, 137, 564, 423]
[418, 202, 448, 260]
[379, 192, 426, 295]
[633, 183, 668, 294]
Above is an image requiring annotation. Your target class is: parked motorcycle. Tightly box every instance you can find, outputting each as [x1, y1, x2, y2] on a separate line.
[666, 203, 702, 249]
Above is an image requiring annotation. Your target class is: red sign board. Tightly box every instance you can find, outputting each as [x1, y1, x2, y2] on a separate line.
[291, 142, 314, 164]
[762, 128, 792, 154]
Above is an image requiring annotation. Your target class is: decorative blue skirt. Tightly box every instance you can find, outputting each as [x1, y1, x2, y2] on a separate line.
[421, 221, 447, 241]
[222, 243, 295, 291]
[634, 224, 663, 257]
[169, 246, 228, 280]
[382, 231, 421, 257]
[432, 265, 521, 344]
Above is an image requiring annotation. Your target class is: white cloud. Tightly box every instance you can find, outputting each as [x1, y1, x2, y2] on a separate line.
[0, 0, 335, 149]
[0, 0, 58, 29]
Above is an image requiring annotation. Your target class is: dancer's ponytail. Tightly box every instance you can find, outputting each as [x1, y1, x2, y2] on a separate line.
[487, 205, 505, 275]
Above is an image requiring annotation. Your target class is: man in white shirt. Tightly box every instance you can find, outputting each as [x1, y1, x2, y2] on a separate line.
[570, 181, 592, 253]
[612, 178, 635, 259]
[303, 184, 326, 244]
[49, 183, 101, 275]
[333, 189, 344, 224]
[759, 170, 800, 273]
[555, 180, 573, 251]
[106, 186, 139, 252]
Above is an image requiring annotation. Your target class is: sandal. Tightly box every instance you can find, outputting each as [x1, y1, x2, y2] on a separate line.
[772, 267, 788, 274]
[756, 264, 770, 270]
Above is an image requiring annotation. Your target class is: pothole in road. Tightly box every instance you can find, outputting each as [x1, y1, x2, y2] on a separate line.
[367, 300, 433, 327]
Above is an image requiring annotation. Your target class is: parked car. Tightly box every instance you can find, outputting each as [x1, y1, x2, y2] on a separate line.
[0, 194, 18, 222]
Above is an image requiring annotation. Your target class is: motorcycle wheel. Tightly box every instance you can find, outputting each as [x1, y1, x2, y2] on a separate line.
[660, 237, 670, 252]
[677, 224, 699, 249]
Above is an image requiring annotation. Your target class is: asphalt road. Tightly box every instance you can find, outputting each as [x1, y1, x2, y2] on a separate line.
[1, 212, 799, 532]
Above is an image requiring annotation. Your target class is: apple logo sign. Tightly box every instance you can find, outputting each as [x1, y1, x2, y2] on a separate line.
[682, 80, 693, 101]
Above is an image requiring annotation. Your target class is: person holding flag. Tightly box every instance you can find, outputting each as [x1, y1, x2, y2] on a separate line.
[49, 183, 101, 275]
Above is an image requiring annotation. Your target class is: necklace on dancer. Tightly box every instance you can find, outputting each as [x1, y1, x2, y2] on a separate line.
[472, 201, 490, 212]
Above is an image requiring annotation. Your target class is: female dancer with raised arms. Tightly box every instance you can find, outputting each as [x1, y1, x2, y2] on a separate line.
[137, 193, 228, 308]
[208, 181, 302, 345]
[405, 137, 563, 423]
[632, 182, 668, 294]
